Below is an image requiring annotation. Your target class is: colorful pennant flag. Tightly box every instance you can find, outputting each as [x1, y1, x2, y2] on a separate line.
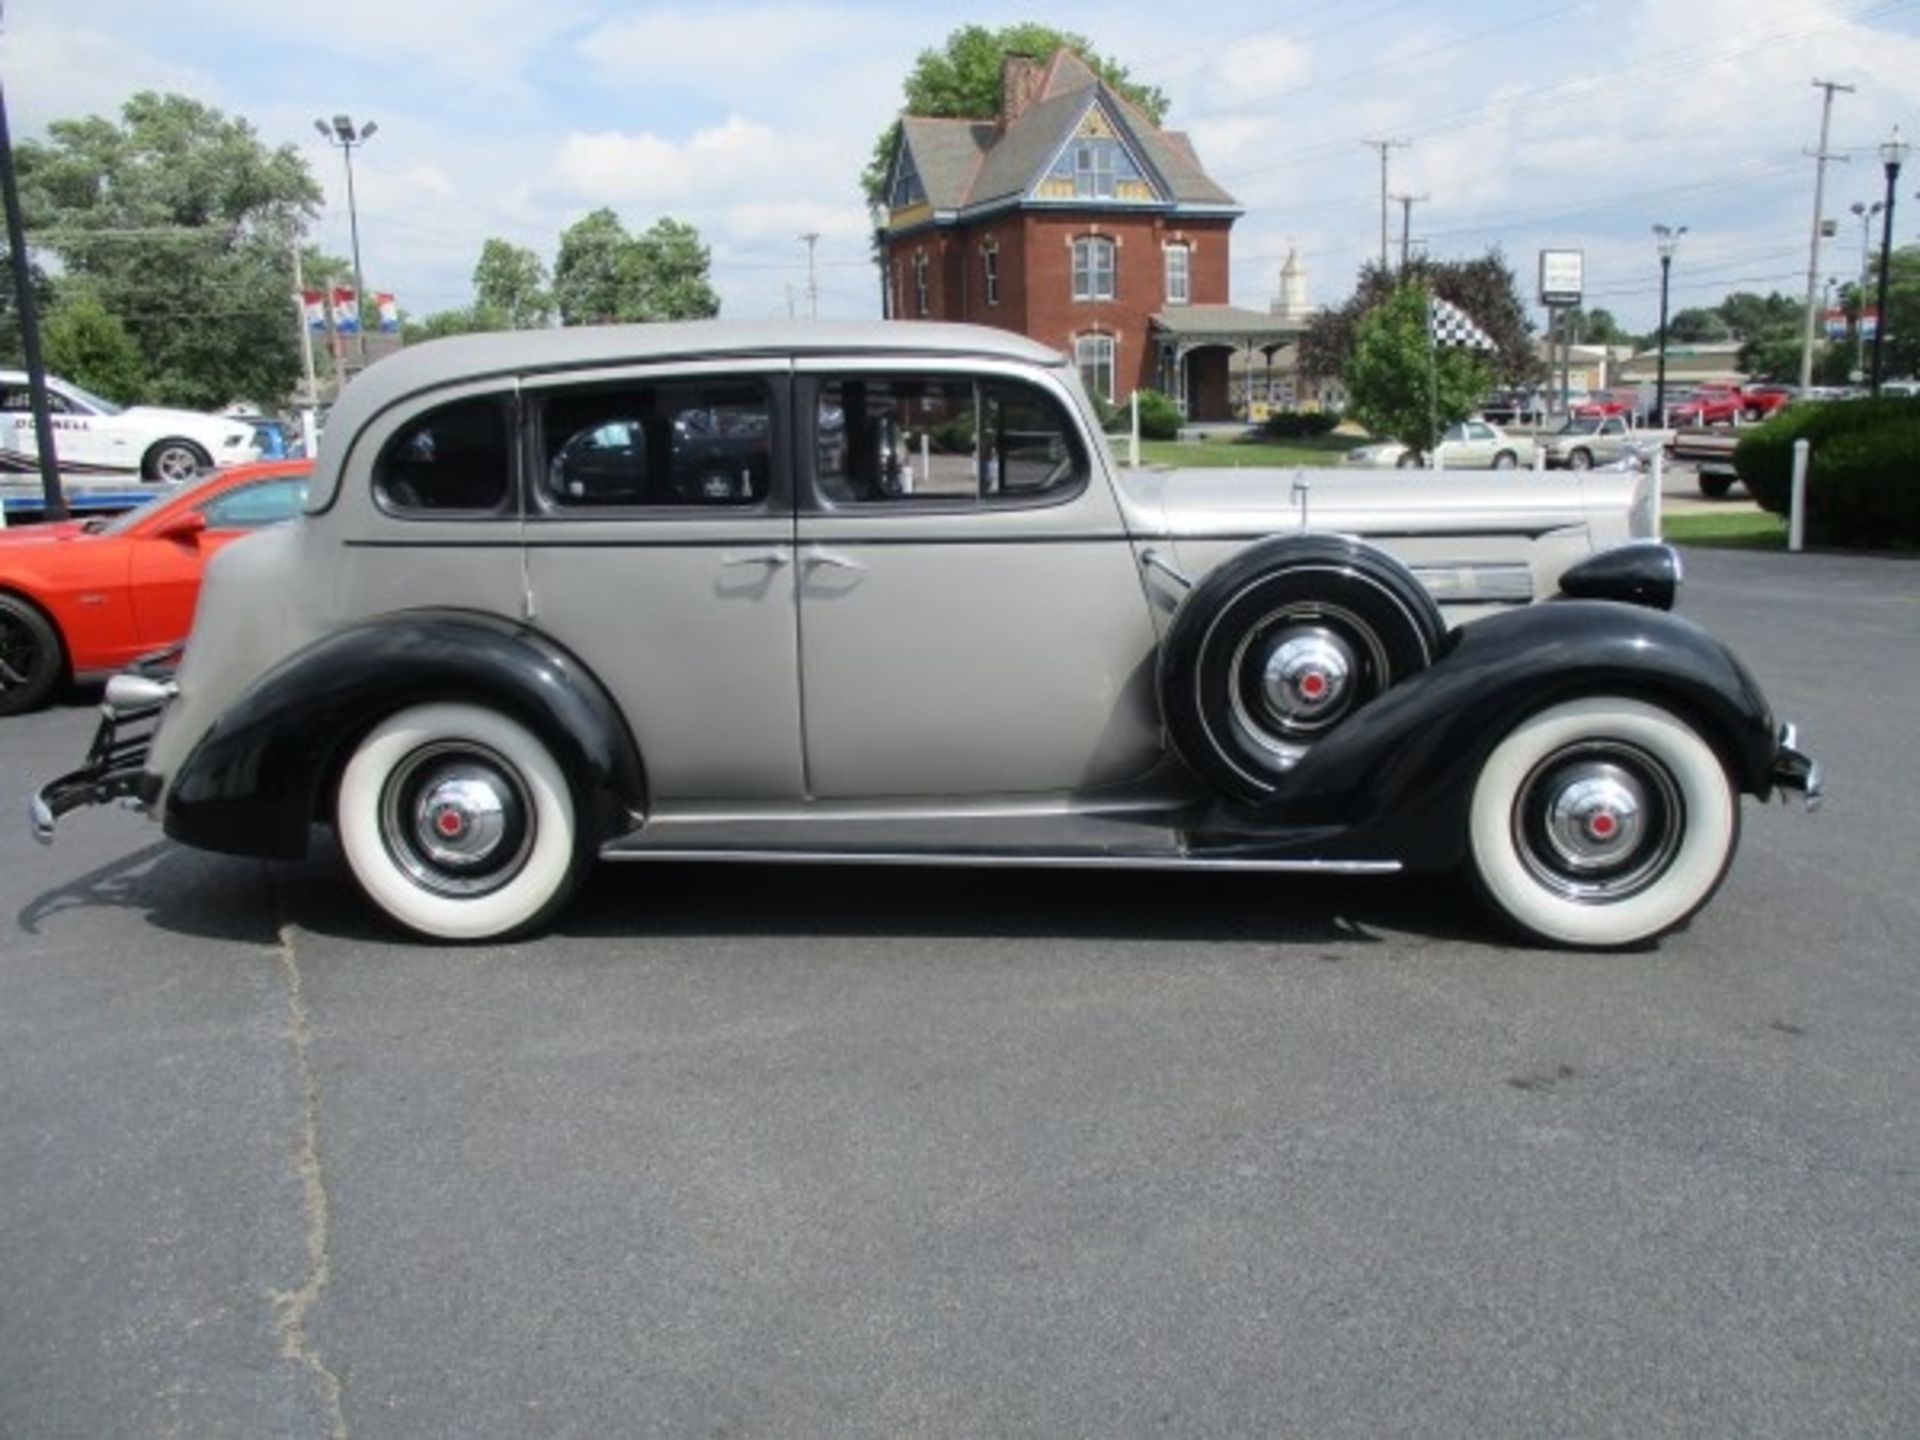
[376, 293, 399, 333]
[331, 286, 360, 335]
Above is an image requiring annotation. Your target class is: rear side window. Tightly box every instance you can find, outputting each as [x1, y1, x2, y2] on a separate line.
[815, 376, 1085, 506]
[537, 380, 772, 509]
[375, 396, 513, 513]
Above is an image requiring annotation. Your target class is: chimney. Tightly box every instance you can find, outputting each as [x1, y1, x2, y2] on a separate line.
[1000, 53, 1043, 126]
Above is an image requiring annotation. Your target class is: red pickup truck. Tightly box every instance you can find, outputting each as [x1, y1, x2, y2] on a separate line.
[1668, 383, 1797, 426]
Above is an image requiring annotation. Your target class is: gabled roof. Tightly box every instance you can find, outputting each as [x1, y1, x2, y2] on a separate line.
[891, 46, 1237, 218]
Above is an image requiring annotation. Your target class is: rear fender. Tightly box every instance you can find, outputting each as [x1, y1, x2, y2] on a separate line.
[163, 610, 646, 859]
[1225, 601, 1779, 872]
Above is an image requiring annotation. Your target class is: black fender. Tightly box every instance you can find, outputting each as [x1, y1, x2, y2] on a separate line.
[1196, 600, 1779, 872]
[163, 610, 646, 860]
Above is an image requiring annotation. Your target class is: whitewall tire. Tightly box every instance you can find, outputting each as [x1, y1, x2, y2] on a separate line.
[337, 703, 582, 941]
[1468, 698, 1738, 948]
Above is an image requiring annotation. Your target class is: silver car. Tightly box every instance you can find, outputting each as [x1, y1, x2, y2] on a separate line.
[34, 322, 1818, 949]
[1343, 419, 1533, 469]
[1543, 415, 1638, 470]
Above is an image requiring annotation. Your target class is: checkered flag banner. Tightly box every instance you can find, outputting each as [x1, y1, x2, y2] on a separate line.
[1428, 295, 1497, 351]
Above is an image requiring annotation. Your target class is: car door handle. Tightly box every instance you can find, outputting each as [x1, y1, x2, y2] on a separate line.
[720, 547, 791, 568]
[801, 546, 866, 572]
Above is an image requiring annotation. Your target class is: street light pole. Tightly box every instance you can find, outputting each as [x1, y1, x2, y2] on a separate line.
[1653, 224, 1685, 427]
[1869, 126, 1907, 397]
[314, 114, 378, 369]
[1851, 199, 1884, 377]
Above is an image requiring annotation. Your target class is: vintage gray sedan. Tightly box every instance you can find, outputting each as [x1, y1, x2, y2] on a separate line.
[34, 322, 1817, 948]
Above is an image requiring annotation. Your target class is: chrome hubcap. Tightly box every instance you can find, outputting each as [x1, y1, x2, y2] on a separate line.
[1261, 631, 1353, 723]
[379, 743, 533, 897]
[157, 448, 197, 481]
[1515, 743, 1683, 903]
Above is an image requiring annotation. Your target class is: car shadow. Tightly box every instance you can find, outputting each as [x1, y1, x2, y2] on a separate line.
[18, 832, 1494, 953]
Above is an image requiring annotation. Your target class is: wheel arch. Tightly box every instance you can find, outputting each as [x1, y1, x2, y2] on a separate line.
[163, 609, 648, 860]
[1237, 600, 1782, 873]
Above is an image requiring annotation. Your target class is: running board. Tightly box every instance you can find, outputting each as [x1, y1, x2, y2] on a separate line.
[599, 847, 1399, 875]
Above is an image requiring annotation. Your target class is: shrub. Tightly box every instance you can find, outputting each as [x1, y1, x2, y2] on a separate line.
[1132, 389, 1182, 440]
[1733, 398, 1920, 547]
[1263, 409, 1341, 439]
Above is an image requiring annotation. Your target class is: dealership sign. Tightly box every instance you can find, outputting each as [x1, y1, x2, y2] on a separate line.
[1538, 249, 1583, 306]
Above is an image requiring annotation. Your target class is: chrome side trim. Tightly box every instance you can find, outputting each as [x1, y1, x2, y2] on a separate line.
[598, 847, 1401, 875]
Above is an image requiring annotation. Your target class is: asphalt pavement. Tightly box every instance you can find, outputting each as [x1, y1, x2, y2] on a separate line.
[3, 546, 1916, 1437]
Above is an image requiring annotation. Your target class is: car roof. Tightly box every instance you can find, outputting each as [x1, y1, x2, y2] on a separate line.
[306, 319, 1070, 512]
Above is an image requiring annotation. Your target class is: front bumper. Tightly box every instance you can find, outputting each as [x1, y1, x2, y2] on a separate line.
[29, 666, 176, 844]
[1772, 721, 1822, 811]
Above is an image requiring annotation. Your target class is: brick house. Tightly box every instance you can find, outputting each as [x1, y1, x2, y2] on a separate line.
[878, 49, 1289, 421]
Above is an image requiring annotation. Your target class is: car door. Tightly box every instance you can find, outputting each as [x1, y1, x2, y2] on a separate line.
[518, 363, 805, 803]
[1599, 416, 1629, 460]
[126, 473, 311, 647]
[792, 361, 1161, 800]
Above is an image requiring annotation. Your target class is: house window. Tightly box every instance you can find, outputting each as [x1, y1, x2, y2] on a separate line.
[1074, 141, 1116, 198]
[983, 245, 1000, 306]
[1072, 236, 1115, 301]
[1165, 244, 1191, 305]
[913, 252, 929, 317]
[1075, 334, 1116, 403]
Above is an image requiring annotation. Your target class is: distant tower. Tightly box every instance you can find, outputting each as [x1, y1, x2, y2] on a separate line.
[1271, 245, 1310, 326]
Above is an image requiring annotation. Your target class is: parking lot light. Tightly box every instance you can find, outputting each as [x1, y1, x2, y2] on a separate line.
[1653, 224, 1686, 427]
[315, 114, 378, 369]
[1869, 126, 1906, 397]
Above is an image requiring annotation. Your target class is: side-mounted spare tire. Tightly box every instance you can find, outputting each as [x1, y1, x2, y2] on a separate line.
[1159, 534, 1447, 801]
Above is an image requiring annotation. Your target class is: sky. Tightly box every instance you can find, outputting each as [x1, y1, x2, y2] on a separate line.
[4, 0, 1917, 336]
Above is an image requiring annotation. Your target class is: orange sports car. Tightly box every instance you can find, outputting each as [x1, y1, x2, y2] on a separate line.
[1, 460, 310, 715]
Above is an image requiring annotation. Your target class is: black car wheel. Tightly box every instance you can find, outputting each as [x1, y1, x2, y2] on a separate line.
[142, 439, 211, 483]
[1159, 536, 1447, 800]
[0, 592, 64, 716]
[1568, 447, 1594, 471]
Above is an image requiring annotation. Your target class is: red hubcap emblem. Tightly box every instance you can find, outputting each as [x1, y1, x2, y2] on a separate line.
[1300, 671, 1328, 700]
[1590, 812, 1618, 839]
[435, 808, 465, 838]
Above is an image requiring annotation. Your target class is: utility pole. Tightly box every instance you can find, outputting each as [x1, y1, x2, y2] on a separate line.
[1798, 79, 1853, 392]
[291, 235, 318, 408]
[799, 231, 820, 321]
[1362, 138, 1408, 272]
[1390, 192, 1428, 272]
[0, 71, 65, 520]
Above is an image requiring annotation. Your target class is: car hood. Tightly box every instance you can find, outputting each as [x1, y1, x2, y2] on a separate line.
[0, 519, 91, 546]
[1114, 466, 1628, 540]
[124, 405, 249, 434]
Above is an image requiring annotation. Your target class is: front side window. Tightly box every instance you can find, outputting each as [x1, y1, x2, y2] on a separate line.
[538, 380, 772, 509]
[376, 395, 513, 513]
[201, 476, 310, 529]
[814, 376, 1086, 507]
[1075, 335, 1116, 404]
[1073, 236, 1115, 301]
[1164, 244, 1190, 305]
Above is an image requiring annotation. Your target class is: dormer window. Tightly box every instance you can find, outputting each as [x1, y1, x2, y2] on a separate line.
[890, 154, 926, 209]
[1075, 141, 1116, 198]
[1047, 132, 1147, 201]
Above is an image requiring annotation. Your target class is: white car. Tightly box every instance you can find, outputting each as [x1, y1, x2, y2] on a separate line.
[1344, 420, 1532, 470]
[0, 370, 262, 483]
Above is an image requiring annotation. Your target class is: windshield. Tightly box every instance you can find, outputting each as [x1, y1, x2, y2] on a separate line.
[1557, 418, 1602, 436]
[59, 380, 126, 417]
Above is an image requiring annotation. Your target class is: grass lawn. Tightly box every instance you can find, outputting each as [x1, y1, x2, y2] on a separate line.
[1133, 434, 1364, 468]
[1661, 510, 1787, 549]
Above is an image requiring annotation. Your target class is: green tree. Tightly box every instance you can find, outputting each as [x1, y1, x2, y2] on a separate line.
[402, 308, 488, 343]
[15, 92, 321, 407]
[1867, 244, 1920, 380]
[862, 24, 1168, 206]
[1715, 290, 1799, 340]
[1345, 284, 1492, 457]
[553, 210, 718, 325]
[473, 237, 551, 329]
[42, 290, 147, 401]
[1570, 306, 1630, 345]
[1301, 252, 1539, 386]
[1665, 307, 1731, 344]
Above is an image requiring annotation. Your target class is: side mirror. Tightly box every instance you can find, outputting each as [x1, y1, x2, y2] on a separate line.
[154, 510, 208, 543]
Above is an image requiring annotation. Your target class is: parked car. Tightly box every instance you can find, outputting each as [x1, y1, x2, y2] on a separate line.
[33, 322, 1817, 949]
[1741, 384, 1797, 419]
[1542, 414, 1640, 469]
[1571, 390, 1641, 422]
[1475, 389, 1546, 426]
[0, 460, 310, 715]
[1667, 384, 1748, 427]
[1342, 419, 1532, 469]
[0, 370, 264, 482]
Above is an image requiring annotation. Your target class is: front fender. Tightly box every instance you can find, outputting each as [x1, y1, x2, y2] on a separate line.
[163, 610, 646, 859]
[1220, 601, 1780, 872]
